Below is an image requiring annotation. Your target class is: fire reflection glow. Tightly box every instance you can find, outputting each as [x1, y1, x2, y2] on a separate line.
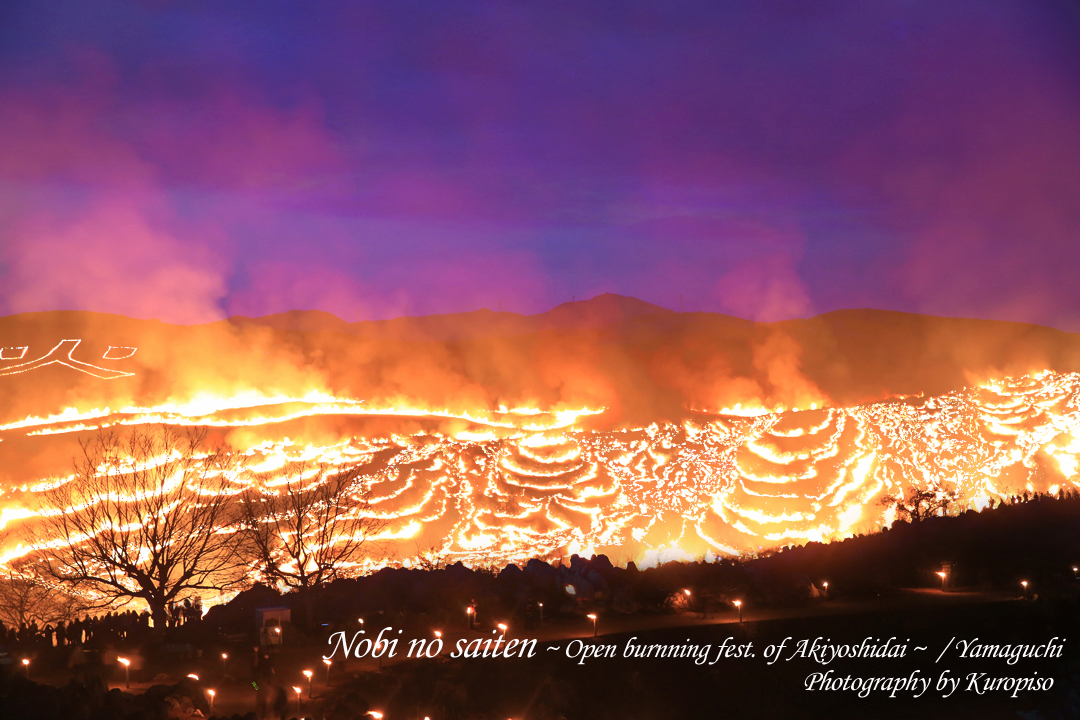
[2, 370, 1079, 591]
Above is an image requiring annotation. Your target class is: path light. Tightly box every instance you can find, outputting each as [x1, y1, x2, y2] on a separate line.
[1021, 580, 1029, 597]
[1072, 566, 1078, 580]
[936, 571, 947, 592]
[497, 623, 508, 633]
[22, 657, 30, 679]
[119, 657, 131, 688]
[822, 581, 829, 598]
[538, 602, 544, 625]
[434, 630, 442, 639]
[587, 613, 597, 637]
[303, 669, 313, 697]
[734, 600, 743, 623]
[323, 657, 332, 684]
[293, 686, 302, 713]
[207, 689, 215, 712]
[221, 652, 228, 673]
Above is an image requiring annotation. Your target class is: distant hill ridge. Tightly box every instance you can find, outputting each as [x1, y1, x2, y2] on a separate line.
[226, 293, 684, 341]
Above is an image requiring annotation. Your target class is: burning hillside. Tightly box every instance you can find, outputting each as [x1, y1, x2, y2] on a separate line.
[1, 297, 1079, 593]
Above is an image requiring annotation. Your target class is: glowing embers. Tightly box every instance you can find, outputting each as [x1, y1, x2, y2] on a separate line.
[0, 340, 136, 379]
[706, 407, 881, 545]
[8, 369, 1080, 581]
[3, 396, 606, 437]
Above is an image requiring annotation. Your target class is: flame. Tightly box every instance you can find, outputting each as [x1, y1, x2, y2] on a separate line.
[3, 369, 1080, 608]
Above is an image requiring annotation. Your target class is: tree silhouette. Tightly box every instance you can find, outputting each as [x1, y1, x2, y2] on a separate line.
[885, 485, 958, 522]
[0, 568, 89, 628]
[31, 427, 246, 629]
[238, 461, 387, 592]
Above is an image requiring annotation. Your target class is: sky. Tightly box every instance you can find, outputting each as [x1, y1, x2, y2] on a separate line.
[1, 0, 1080, 328]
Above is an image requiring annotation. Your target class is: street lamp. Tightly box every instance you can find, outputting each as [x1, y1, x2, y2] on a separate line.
[434, 630, 442, 639]
[293, 686, 302, 714]
[734, 600, 742, 623]
[303, 669, 313, 698]
[497, 623, 508, 634]
[538, 602, 544, 626]
[221, 652, 228, 674]
[587, 613, 597, 637]
[323, 657, 332, 685]
[22, 657, 30, 679]
[119, 657, 131, 688]
[1073, 566, 1078, 580]
[822, 581, 829, 598]
[936, 571, 947, 592]
[207, 689, 215, 712]
[1021, 580, 1029, 597]
[369, 712, 384, 719]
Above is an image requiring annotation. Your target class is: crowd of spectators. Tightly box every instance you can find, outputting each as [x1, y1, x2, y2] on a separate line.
[0, 610, 150, 652]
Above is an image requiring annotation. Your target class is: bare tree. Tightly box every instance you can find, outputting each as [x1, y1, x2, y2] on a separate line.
[238, 462, 387, 591]
[882, 484, 958, 523]
[0, 568, 90, 628]
[414, 541, 449, 571]
[30, 426, 246, 630]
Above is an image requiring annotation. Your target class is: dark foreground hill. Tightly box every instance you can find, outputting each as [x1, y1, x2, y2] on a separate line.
[3, 492, 1078, 720]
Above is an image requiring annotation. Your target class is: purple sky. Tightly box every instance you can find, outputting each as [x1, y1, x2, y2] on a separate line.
[1, 0, 1080, 328]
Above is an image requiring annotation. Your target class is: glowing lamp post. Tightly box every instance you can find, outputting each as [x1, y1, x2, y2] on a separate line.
[221, 652, 228, 674]
[207, 689, 215, 713]
[822, 581, 829, 598]
[293, 686, 302, 714]
[734, 600, 742, 623]
[434, 630, 442, 639]
[1021, 580, 1029, 597]
[497, 623, 508, 636]
[370, 712, 384, 719]
[587, 613, 597, 637]
[304, 669, 313, 698]
[21, 657, 30, 679]
[1073, 566, 1078, 580]
[323, 657, 332, 685]
[936, 571, 947, 592]
[119, 657, 131, 688]
[538, 602, 544, 626]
